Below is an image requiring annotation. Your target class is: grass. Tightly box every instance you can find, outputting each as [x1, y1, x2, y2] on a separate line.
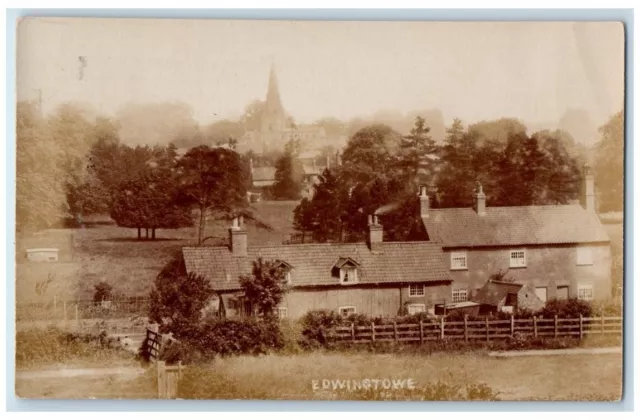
[15, 201, 300, 303]
[15, 327, 138, 370]
[176, 351, 622, 401]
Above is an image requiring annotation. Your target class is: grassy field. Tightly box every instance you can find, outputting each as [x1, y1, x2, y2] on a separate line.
[14, 351, 622, 400]
[15, 201, 300, 303]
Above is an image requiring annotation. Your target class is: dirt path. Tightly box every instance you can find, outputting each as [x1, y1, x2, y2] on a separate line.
[488, 346, 622, 358]
[16, 366, 145, 380]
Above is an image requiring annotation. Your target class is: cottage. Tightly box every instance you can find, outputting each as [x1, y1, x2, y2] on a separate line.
[419, 166, 612, 304]
[183, 215, 452, 319]
[473, 280, 545, 315]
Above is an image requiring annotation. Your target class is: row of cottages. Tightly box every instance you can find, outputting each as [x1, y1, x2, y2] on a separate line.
[418, 166, 612, 306]
[182, 167, 612, 319]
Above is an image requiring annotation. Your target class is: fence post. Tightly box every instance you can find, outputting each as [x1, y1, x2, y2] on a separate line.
[485, 316, 489, 342]
[533, 316, 538, 338]
[393, 322, 398, 342]
[351, 322, 355, 342]
[579, 314, 584, 339]
[371, 322, 376, 342]
[464, 315, 468, 342]
[554, 315, 558, 338]
[157, 361, 166, 399]
[63, 301, 67, 323]
[178, 360, 183, 380]
[419, 320, 424, 345]
[601, 314, 605, 336]
[75, 304, 79, 325]
[440, 316, 445, 340]
[510, 315, 515, 337]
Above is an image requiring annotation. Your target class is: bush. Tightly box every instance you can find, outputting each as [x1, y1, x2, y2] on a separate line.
[159, 318, 285, 363]
[299, 310, 344, 349]
[537, 298, 592, 319]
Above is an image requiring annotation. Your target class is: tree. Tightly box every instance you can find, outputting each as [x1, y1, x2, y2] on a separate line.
[272, 151, 304, 200]
[292, 197, 313, 243]
[467, 118, 527, 146]
[397, 116, 440, 190]
[148, 253, 215, 336]
[341, 124, 403, 184]
[239, 257, 290, 319]
[176, 146, 249, 244]
[240, 100, 265, 132]
[110, 168, 192, 239]
[534, 130, 582, 205]
[16, 101, 68, 231]
[594, 111, 624, 212]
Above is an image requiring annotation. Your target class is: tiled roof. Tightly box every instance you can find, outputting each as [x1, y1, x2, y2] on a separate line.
[422, 205, 610, 247]
[183, 241, 452, 291]
[473, 281, 524, 306]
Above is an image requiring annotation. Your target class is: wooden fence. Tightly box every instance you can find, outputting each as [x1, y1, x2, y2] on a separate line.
[329, 315, 623, 344]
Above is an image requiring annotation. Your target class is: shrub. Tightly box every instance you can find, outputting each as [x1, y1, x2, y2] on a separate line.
[537, 298, 592, 319]
[299, 310, 343, 349]
[93, 281, 114, 303]
[159, 317, 285, 362]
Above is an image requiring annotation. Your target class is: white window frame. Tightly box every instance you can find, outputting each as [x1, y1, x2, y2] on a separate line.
[577, 284, 594, 301]
[338, 306, 357, 317]
[450, 251, 468, 270]
[576, 246, 594, 266]
[284, 271, 292, 284]
[509, 249, 527, 268]
[407, 304, 426, 315]
[452, 288, 468, 303]
[409, 284, 425, 297]
[340, 267, 358, 284]
[276, 307, 288, 319]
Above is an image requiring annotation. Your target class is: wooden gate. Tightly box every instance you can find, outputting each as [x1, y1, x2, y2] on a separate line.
[157, 361, 184, 399]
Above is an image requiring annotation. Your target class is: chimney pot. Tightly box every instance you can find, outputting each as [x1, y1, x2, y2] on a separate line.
[474, 182, 486, 216]
[582, 165, 595, 212]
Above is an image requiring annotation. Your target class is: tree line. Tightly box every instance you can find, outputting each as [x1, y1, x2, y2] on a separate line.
[292, 113, 624, 243]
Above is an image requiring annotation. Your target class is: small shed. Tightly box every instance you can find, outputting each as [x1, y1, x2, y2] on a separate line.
[25, 248, 59, 263]
[434, 301, 481, 317]
[473, 280, 544, 315]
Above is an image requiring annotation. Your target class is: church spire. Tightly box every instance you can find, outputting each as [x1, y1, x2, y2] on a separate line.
[266, 63, 284, 112]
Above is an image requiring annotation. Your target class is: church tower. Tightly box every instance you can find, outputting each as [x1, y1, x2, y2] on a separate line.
[260, 65, 288, 133]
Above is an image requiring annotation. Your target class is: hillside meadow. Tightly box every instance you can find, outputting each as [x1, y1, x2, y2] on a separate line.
[16, 201, 299, 303]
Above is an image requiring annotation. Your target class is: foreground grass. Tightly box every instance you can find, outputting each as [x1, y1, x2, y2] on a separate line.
[177, 351, 622, 401]
[16, 327, 136, 370]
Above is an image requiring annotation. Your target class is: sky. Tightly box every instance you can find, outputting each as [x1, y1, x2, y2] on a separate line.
[16, 18, 625, 128]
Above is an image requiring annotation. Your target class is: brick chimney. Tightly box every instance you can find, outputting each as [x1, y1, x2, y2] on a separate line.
[474, 183, 486, 216]
[326, 154, 331, 170]
[336, 151, 342, 166]
[367, 214, 383, 252]
[229, 215, 247, 257]
[581, 165, 595, 212]
[418, 185, 430, 218]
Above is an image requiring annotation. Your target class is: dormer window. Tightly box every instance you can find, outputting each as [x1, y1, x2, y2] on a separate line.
[275, 260, 293, 285]
[341, 267, 358, 284]
[333, 257, 360, 285]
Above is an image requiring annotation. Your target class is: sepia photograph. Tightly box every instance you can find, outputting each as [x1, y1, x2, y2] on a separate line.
[14, 17, 625, 401]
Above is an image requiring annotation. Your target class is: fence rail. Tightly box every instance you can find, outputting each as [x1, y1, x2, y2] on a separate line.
[16, 298, 150, 322]
[329, 315, 623, 344]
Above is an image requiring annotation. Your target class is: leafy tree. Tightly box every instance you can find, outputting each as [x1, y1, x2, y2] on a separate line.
[272, 150, 304, 200]
[16, 101, 68, 231]
[292, 197, 313, 243]
[308, 169, 350, 242]
[467, 118, 527, 145]
[239, 257, 290, 319]
[176, 146, 249, 244]
[148, 254, 215, 335]
[594, 111, 624, 212]
[534, 130, 582, 205]
[341, 124, 402, 184]
[241, 100, 265, 131]
[110, 168, 192, 239]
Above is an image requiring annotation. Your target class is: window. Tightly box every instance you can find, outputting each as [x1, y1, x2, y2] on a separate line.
[452, 288, 468, 303]
[578, 284, 594, 301]
[276, 307, 288, 319]
[535, 287, 548, 303]
[409, 284, 425, 297]
[557, 286, 569, 300]
[576, 247, 594, 266]
[450, 252, 468, 270]
[340, 267, 358, 284]
[407, 304, 426, 315]
[285, 271, 292, 284]
[509, 249, 527, 268]
[338, 306, 356, 317]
